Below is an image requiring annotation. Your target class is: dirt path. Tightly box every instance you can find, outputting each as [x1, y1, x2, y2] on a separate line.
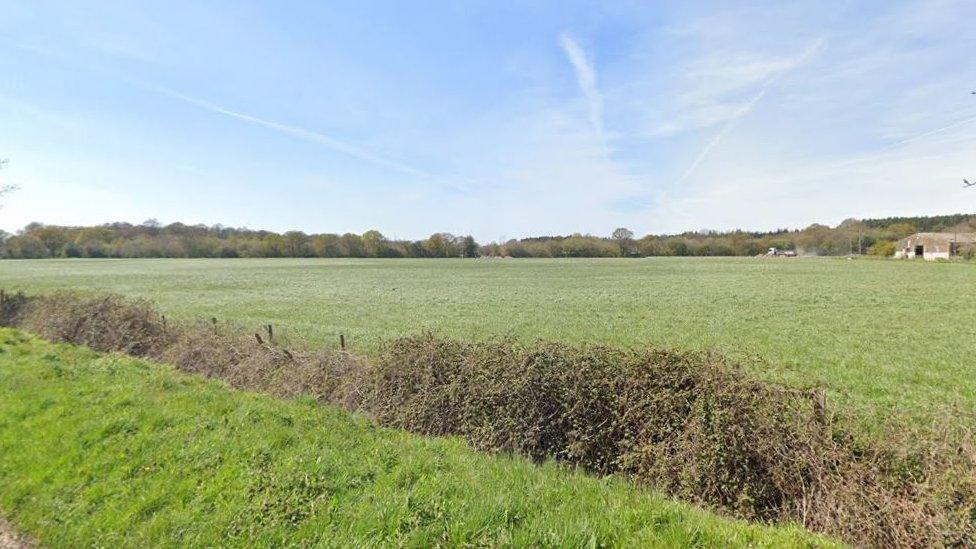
[0, 517, 33, 549]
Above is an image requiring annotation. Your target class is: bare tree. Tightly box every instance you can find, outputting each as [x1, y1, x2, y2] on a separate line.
[612, 227, 635, 241]
[612, 227, 636, 256]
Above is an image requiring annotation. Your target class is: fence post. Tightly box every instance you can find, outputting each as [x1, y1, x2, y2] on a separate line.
[340, 334, 346, 351]
[812, 389, 826, 424]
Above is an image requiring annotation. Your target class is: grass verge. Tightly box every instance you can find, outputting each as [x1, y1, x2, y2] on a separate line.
[0, 328, 831, 547]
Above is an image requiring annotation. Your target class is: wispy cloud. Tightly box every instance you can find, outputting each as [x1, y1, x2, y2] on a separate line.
[559, 33, 604, 136]
[154, 86, 434, 179]
[676, 39, 826, 183]
[888, 111, 976, 148]
[657, 39, 826, 137]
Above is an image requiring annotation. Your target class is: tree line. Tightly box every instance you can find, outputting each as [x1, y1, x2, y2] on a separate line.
[1, 215, 974, 259]
[0, 221, 478, 259]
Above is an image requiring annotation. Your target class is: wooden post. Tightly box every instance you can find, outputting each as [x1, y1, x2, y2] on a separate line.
[812, 389, 826, 425]
[340, 334, 346, 351]
[266, 324, 273, 341]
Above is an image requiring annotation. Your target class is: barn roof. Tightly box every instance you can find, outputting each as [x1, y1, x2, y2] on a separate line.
[900, 232, 976, 243]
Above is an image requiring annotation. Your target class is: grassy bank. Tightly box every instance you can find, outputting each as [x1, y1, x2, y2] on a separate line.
[1, 257, 974, 430]
[0, 329, 830, 547]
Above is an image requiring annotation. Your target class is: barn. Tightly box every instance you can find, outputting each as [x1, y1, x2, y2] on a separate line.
[894, 232, 976, 260]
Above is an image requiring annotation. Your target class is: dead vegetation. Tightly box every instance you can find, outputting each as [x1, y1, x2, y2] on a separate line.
[16, 292, 171, 357]
[0, 290, 972, 547]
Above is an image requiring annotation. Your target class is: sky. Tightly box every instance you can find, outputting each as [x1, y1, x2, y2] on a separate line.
[1, 0, 974, 241]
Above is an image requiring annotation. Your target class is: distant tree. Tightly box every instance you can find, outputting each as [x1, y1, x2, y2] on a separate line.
[636, 235, 664, 256]
[339, 233, 364, 257]
[612, 227, 635, 256]
[63, 242, 83, 258]
[259, 234, 286, 257]
[405, 240, 426, 258]
[376, 241, 405, 258]
[877, 222, 915, 241]
[666, 238, 690, 256]
[311, 234, 341, 257]
[460, 235, 479, 258]
[141, 218, 162, 236]
[33, 225, 69, 256]
[6, 234, 49, 258]
[361, 230, 386, 257]
[423, 233, 449, 257]
[282, 231, 311, 257]
[795, 223, 850, 255]
[501, 239, 530, 258]
[80, 240, 107, 258]
[612, 227, 634, 241]
[481, 241, 502, 257]
[563, 233, 615, 257]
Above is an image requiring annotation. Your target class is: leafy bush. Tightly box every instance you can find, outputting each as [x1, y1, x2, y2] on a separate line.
[959, 243, 976, 260]
[869, 241, 897, 257]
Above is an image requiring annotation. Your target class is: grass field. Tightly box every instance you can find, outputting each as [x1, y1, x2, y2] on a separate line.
[0, 328, 831, 547]
[2, 257, 974, 429]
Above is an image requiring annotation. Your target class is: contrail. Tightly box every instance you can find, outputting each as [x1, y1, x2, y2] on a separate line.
[676, 39, 826, 184]
[0, 40, 472, 187]
[825, 110, 976, 172]
[889, 112, 976, 148]
[677, 85, 770, 183]
[560, 33, 604, 136]
[154, 86, 433, 179]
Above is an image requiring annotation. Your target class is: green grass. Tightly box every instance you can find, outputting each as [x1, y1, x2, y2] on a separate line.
[2, 257, 974, 429]
[0, 328, 831, 547]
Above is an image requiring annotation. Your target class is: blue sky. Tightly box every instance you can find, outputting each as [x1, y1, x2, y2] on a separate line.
[1, 0, 974, 240]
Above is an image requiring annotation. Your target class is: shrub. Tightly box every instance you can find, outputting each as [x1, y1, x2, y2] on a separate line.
[356, 336, 972, 545]
[0, 290, 30, 325]
[869, 241, 897, 257]
[958, 243, 976, 260]
[17, 293, 172, 357]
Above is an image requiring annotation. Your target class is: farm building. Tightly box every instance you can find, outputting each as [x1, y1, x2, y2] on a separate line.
[894, 232, 976, 260]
